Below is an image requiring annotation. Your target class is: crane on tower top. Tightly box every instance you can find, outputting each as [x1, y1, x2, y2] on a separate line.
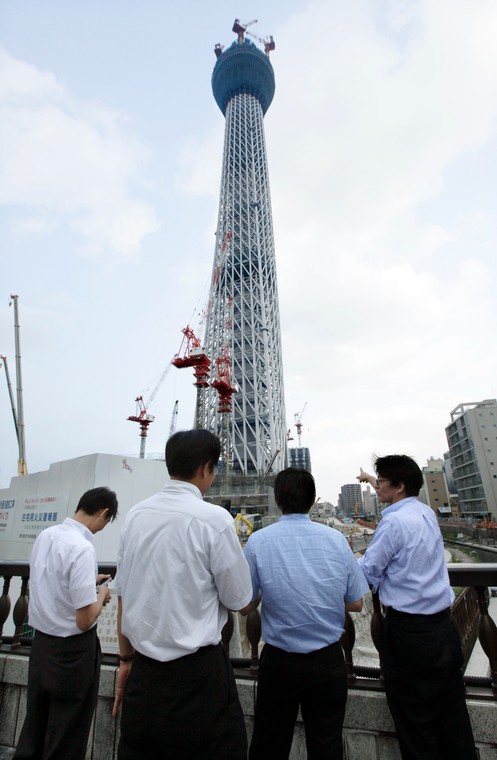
[294, 402, 307, 448]
[231, 19, 275, 55]
[232, 18, 257, 42]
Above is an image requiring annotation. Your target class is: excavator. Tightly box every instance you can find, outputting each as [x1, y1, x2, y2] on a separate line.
[234, 513, 263, 545]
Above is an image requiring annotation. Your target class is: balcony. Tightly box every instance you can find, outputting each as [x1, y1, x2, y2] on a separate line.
[1, 562, 497, 759]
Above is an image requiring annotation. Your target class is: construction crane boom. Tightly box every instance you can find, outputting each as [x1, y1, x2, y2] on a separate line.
[1, 355, 19, 444]
[169, 400, 179, 439]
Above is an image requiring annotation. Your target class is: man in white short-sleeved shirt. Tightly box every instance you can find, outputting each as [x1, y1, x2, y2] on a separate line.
[14, 487, 118, 760]
[113, 429, 253, 760]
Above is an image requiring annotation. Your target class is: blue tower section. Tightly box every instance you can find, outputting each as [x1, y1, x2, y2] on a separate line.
[212, 39, 275, 115]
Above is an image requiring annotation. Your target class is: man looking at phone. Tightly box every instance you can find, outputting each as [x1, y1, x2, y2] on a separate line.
[14, 486, 118, 760]
[113, 429, 253, 760]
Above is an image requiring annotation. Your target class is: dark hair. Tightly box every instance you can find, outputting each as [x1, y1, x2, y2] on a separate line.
[273, 468, 316, 514]
[75, 487, 118, 521]
[166, 429, 221, 480]
[374, 455, 423, 497]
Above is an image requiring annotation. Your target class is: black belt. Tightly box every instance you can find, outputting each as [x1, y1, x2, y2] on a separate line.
[35, 626, 97, 641]
[136, 642, 221, 666]
[386, 607, 450, 621]
[264, 641, 341, 657]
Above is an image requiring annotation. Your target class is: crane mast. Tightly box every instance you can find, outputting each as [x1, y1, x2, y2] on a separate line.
[9, 295, 27, 475]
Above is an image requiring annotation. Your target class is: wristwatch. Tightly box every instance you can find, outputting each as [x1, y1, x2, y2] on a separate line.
[118, 653, 134, 663]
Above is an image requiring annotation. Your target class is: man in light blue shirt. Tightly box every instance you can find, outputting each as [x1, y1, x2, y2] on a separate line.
[358, 454, 476, 760]
[244, 468, 368, 760]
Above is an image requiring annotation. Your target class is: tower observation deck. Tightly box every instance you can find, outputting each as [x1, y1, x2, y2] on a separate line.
[201, 34, 287, 491]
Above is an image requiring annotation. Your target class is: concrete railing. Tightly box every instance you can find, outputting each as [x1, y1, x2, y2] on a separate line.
[2, 654, 497, 759]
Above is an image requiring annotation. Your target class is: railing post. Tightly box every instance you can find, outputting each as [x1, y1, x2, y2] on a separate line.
[475, 585, 497, 696]
[246, 606, 261, 674]
[11, 576, 29, 649]
[370, 589, 385, 683]
[340, 610, 356, 682]
[0, 575, 12, 644]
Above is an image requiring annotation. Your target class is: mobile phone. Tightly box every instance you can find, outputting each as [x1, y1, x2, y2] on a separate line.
[97, 577, 111, 587]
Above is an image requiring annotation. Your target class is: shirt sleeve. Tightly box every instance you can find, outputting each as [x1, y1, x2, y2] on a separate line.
[243, 536, 261, 602]
[357, 516, 399, 592]
[344, 541, 370, 602]
[210, 522, 253, 610]
[68, 546, 98, 610]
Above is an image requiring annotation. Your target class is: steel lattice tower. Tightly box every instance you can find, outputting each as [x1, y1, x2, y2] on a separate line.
[201, 34, 287, 483]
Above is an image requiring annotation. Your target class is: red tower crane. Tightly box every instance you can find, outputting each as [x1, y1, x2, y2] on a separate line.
[211, 296, 237, 489]
[127, 396, 154, 459]
[127, 361, 173, 458]
[172, 326, 211, 428]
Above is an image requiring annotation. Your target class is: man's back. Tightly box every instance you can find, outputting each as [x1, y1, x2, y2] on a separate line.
[114, 430, 252, 760]
[359, 496, 454, 614]
[115, 479, 251, 661]
[245, 515, 364, 651]
[29, 518, 97, 636]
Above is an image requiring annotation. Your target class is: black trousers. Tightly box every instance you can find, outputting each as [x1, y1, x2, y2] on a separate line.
[118, 643, 247, 760]
[249, 642, 347, 760]
[383, 608, 477, 760]
[14, 627, 101, 760]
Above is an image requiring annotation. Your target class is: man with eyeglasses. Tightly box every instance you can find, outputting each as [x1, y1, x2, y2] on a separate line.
[357, 455, 476, 760]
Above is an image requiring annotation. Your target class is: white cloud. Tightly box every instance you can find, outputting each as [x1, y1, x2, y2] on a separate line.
[0, 48, 159, 257]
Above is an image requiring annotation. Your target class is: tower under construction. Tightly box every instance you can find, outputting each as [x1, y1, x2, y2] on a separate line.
[201, 22, 287, 509]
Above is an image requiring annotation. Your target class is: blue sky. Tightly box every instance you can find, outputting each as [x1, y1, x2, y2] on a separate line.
[1, 0, 497, 503]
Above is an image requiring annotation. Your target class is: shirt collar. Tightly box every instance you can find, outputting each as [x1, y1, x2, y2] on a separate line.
[279, 513, 311, 521]
[163, 479, 202, 500]
[381, 495, 418, 516]
[64, 517, 94, 542]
